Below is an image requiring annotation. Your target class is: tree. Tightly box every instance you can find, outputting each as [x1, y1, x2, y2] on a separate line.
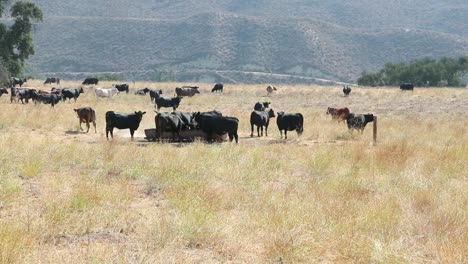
[0, 0, 42, 81]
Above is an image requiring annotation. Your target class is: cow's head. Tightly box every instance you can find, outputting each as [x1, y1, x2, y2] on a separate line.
[79, 87, 84, 93]
[135, 111, 146, 121]
[364, 114, 374, 123]
[268, 108, 275, 118]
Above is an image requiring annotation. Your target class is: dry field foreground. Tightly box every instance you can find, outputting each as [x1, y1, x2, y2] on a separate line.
[0, 81, 467, 263]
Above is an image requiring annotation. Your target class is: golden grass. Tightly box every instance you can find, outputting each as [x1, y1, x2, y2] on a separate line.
[0, 80, 466, 263]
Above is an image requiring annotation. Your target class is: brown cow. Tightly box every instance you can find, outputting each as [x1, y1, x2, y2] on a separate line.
[74, 107, 96, 133]
[326, 107, 350, 123]
[266, 85, 277, 96]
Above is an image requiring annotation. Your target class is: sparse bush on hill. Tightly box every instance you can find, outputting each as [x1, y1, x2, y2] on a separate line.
[95, 73, 123, 82]
[358, 56, 468, 87]
[150, 68, 176, 82]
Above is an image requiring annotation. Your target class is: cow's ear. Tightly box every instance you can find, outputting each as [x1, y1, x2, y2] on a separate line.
[142, 112, 146, 115]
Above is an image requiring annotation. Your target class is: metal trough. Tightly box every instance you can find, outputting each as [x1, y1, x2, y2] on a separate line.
[144, 129, 228, 142]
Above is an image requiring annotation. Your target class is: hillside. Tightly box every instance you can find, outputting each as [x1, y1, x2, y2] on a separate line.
[22, 0, 468, 83]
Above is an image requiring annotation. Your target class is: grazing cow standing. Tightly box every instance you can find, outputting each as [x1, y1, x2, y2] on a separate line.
[112, 84, 129, 94]
[61, 88, 84, 102]
[95, 88, 119, 98]
[13, 88, 36, 104]
[33, 92, 62, 108]
[82, 78, 99, 85]
[211, 83, 223, 93]
[11, 77, 27, 87]
[326, 107, 350, 123]
[44, 77, 60, 85]
[149, 89, 163, 102]
[194, 111, 239, 143]
[154, 94, 182, 111]
[400, 83, 414, 91]
[155, 112, 184, 141]
[343, 85, 351, 96]
[175, 87, 200, 97]
[0, 88, 8, 97]
[254, 102, 271, 111]
[105, 111, 146, 139]
[74, 107, 97, 133]
[276, 112, 304, 139]
[250, 109, 276, 137]
[266, 85, 277, 96]
[346, 113, 374, 134]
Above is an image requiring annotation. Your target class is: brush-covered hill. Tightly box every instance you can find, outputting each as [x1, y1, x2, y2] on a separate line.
[24, 0, 468, 83]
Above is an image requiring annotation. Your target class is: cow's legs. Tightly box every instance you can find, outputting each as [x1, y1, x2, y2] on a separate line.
[93, 121, 97, 133]
[265, 124, 268, 137]
[279, 130, 283, 139]
[284, 130, 288, 139]
[250, 123, 254, 137]
[106, 126, 113, 139]
[130, 129, 135, 139]
[86, 121, 90, 133]
[257, 125, 261, 137]
[260, 126, 264, 137]
[234, 132, 238, 144]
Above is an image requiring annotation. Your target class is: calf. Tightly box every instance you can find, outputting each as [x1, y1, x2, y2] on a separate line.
[276, 112, 304, 139]
[254, 101, 271, 111]
[346, 113, 374, 134]
[82, 78, 99, 85]
[175, 87, 200, 97]
[250, 109, 275, 137]
[0, 88, 8, 97]
[211, 83, 223, 93]
[62, 88, 84, 102]
[154, 94, 182, 111]
[105, 111, 146, 139]
[326, 107, 350, 123]
[194, 112, 239, 143]
[135, 88, 150, 95]
[74, 107, 96, 133]
[266, 85, 277, 96]
[113, 83, 129, 94]
[95, 88, 119, 98]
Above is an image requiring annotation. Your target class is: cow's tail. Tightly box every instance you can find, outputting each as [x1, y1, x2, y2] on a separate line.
[297, 113, 304, 135]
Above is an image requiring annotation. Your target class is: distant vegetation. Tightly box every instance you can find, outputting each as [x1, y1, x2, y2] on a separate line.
[357, 57, 468, 87]
[0, 1, 42, 84]
[95, 73, 123, 82]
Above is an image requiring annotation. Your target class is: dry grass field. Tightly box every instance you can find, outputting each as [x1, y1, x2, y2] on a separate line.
[0, 80, 466, 263]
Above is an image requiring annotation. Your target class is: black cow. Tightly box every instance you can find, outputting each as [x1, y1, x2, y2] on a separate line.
[155, 112, 184, 141]
[44, 77, 60, 85]
[13, 88, 36, 104]
[61, 88, 84, 102]
[105, 111, 146, 139]
[250, 109, 275, 137]
[175, 87, 200, 97]
[0, 88, 8, 97]
[50, 87, 64, 94]
[135, 88, 150, 95]
[211, 83, 223, 93]
[113, 84, 129, 94]
[400, 83, 414, 91]
[82, 78, 99, 85]
[154, 94, 182, 111]
[172, 111, 197, 130]
[343, 85, 352, 96]
[346, 113, 374, 134]
[194, 112, 239, 143]
[33, 93, 62, 108]
[11, 77, 27, 87]
[276, 112, 304, 139]
[149, 89, 163, 102]
[74, 107, 96, 133]
[254, 102, 271, 111]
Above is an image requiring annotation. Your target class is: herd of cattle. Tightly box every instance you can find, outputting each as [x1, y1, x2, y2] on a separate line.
[1, 76, 383, 143]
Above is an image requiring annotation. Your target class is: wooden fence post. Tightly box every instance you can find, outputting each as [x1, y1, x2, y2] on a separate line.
[373, 116, 378, 145]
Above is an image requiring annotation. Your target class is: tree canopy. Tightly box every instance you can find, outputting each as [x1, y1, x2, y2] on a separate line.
[357, 57, 468, 87]
[0, 0, 42, 84]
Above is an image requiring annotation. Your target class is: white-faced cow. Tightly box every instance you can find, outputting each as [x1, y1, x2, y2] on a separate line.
[105, 111, 146, 139]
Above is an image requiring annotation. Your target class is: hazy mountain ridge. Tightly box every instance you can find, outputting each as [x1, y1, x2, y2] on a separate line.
[25, 0, 468, 83]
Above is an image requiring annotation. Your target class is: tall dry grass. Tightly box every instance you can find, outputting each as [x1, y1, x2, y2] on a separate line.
[0, 80, 466, 263]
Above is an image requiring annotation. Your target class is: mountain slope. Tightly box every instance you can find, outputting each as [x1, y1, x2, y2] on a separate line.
[24, 0, 468, 83]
